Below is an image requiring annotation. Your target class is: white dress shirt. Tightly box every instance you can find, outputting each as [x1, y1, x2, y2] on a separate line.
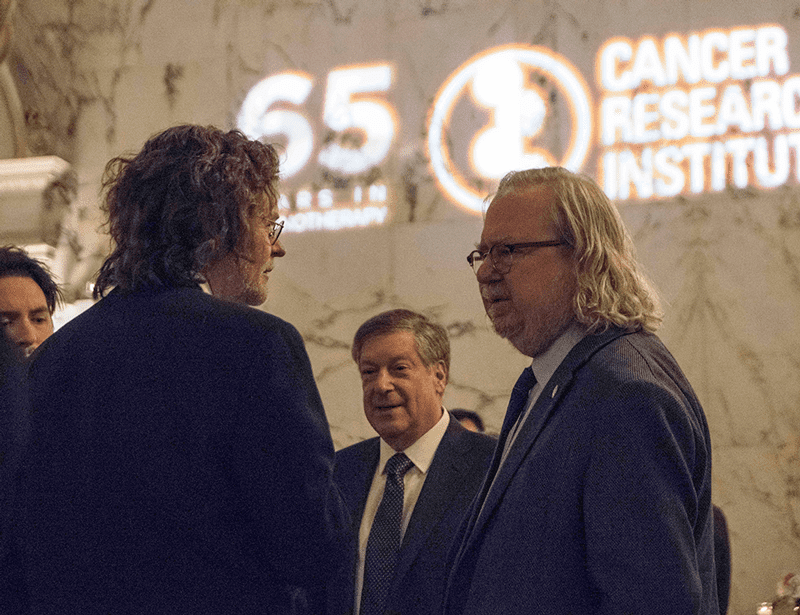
[500, 323, 587, 462]
[353, 409, 450, 615]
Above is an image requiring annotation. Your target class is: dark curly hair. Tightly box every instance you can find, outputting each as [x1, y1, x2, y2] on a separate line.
[93, 125, 280, 298]
[0, 245, 63, 314]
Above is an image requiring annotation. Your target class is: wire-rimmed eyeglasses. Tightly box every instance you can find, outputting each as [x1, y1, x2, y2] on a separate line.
[466, 240, 567, 275]
[267, 220, 284, 245]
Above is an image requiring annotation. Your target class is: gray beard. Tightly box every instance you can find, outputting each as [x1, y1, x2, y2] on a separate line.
[493, 300, 576, 358]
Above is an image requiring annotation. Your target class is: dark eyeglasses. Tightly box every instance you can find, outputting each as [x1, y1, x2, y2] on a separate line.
[267, 220, 284, 245]
[467, 240, 567, 275]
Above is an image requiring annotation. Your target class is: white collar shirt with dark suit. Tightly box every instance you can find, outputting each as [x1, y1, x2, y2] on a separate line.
[13, 285, 352, 615]
[498, 323, 585, 466]
[354, 409, 450, 612]
[327, 410, 495, 615]
[444, 326, 719, 615]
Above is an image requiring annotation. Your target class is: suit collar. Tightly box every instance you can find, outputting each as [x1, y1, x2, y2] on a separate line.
[336, 441, 380, 526]
[547, 325, 635, 382]
[467, 326, 635, 545]
[528, 323, 587, 397]
[391, 418, 481, 589]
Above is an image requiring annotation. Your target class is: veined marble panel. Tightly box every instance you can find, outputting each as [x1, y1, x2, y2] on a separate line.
[623, 189, 800, 613]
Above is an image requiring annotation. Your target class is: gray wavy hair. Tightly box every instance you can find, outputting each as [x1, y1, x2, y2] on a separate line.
[493, 167, 663, 333]
[352, 309, 450, 375]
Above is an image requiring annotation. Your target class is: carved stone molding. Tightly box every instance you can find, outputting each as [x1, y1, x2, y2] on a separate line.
[0, 155, 74, 246]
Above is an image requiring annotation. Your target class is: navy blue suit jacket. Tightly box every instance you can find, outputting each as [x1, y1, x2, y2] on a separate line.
[327, 416, 495, 615]
[444, 328, 719, 615]
[0, 338, 27, 612]
[14, 286, 350, 614]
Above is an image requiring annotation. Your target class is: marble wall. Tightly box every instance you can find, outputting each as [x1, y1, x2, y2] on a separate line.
[7, 0, 800, 613]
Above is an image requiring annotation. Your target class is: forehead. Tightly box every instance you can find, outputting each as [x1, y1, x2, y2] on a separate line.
[481, 185, 557, 243]
[359, 330, 422, 363]
[0, 276, 48, 310]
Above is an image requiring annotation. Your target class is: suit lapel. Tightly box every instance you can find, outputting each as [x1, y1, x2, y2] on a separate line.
[463, 328, 631, 551]
[332, 439, 380, 615]
[390, 420, 471, 589]
[337, 440, 380, 524]
[469, 378, 564, 540]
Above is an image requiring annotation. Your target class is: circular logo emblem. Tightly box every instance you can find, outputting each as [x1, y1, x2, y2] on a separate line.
[427, 45, 593, 214]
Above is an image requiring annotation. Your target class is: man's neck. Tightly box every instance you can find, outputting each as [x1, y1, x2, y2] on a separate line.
[379, 409, 450, 475]
[529, 323, 588, 395]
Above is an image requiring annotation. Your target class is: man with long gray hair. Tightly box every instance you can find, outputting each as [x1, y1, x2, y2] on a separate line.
[445, 167, 718, 615]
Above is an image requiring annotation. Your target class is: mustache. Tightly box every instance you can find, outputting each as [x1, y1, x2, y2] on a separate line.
[480, 285, 507, 303]
[368, 395, 403, 407]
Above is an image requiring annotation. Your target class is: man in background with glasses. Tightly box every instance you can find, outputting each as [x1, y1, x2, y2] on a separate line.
[445, 167, 718, 615]
[10, 125, 350, 615]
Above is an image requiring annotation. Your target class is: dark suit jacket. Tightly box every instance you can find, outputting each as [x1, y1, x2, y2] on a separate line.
[713, 505, 731, 615]
[14, 286, 350, 615]
[444, 328, 719, 615]
[0, 338, 27, 613]
[327, 416, 495, 615]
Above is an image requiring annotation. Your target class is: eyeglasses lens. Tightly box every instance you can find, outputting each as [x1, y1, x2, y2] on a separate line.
[468, 251, 483, 274]
[468, 246, 513, 275]
[268, 222, 283, 245]
[492, 245, 512, 274]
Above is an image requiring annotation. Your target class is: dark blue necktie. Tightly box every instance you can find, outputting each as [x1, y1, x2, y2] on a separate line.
[498, 366, 537, 444]
[360, 452, 415, 615]
[447, 366, 538, 610]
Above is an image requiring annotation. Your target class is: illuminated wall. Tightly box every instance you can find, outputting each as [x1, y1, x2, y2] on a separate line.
[598, 26, 800, 199]
[8, 1, 800, 613]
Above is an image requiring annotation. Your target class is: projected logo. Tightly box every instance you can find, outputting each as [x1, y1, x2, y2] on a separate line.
[427, 45, 593, 214]
[238, 23, 800, 230]
[237, 64, 395, 233]
[597, 25, 800, 200]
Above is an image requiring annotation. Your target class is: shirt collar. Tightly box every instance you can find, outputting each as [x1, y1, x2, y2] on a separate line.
[199, 281, 213, 295]
[529, 322, 588, 390]
[378, 408, 450, 475]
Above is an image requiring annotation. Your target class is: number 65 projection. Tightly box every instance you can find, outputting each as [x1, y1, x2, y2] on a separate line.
[237, 64, 396, 178]
[427, 45, 593, 214]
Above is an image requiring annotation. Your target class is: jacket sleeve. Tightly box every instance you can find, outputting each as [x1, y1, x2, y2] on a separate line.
[223, 317, 352, 589]
[583, 375, 716, 615]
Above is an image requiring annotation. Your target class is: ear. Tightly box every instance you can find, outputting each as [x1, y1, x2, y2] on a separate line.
[432, 360, 448, 395]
